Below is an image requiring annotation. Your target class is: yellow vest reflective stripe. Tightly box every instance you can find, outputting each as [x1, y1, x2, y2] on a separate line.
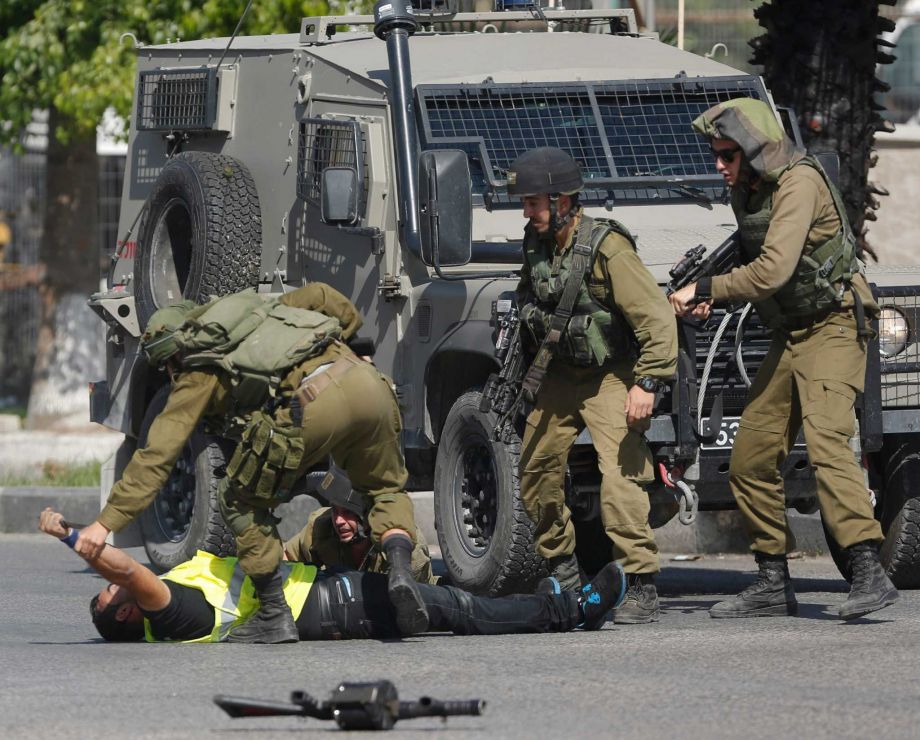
[143, 551, 316, 643]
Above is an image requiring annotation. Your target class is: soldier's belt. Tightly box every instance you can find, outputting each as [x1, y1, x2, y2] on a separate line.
[295, 354, 363, 408]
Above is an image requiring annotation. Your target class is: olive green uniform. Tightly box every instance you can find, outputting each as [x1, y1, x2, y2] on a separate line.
[692, 102, 882, 556]
[284, 507, 437, 584]
[98, 283, 416, 577]
[708, 166, 881, 554]
[517, 215, 678, 574]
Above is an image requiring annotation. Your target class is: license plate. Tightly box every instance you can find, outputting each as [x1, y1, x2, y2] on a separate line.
[700, 417, 740, 449]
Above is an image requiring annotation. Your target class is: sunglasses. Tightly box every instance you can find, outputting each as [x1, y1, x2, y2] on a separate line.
[709, 145, 743, 164]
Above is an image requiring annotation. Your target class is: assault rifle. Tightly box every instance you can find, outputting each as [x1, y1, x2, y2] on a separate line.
[667, 232, 740, 298]
[479, 301, 526, 442]
[214, 680, 485, 731]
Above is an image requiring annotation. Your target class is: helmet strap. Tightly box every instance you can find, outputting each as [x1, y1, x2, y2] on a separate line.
[548, 193, 579, 234]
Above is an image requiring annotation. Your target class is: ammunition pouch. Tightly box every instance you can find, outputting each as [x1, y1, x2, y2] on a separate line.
[225, 410, 304, 500]
[521, 301, 631, 367]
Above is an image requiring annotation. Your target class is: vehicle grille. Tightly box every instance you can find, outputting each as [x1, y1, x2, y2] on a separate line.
[877, 288, 920, 408]
[137, 69, 217, 131]
[695, 307, 771, 415]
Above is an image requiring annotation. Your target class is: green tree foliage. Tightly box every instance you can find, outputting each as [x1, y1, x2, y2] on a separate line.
[0, 0, 361, 147]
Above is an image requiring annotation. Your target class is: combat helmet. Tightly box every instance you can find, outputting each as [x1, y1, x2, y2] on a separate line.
[506, 147, 583, 197]
[507, 147, 583, 232]
[318, 463, 368, 518]
[141, 301, 196, 367]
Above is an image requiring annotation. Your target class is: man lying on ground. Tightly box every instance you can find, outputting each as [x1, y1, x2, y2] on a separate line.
[40, 508, 625, 642]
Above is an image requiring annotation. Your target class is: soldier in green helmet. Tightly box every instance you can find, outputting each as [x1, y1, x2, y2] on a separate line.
[76, 282, 427, 643]
[509, 147, 677, 623]
[669, 97, 898, 621]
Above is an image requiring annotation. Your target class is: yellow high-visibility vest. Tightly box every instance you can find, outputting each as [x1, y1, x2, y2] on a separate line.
[143, 551, 316, 643]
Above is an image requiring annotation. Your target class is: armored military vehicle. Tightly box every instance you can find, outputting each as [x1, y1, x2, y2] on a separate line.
[89, 1, 920, 592]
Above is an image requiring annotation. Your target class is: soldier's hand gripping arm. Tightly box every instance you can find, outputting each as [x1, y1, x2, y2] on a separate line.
[39, 508, 171, 611]
[85, 371, 221, 558]
[279, 282, 363, 341]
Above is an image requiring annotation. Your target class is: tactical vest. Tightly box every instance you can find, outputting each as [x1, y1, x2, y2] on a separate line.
[736, 156, 861, 322]
[143, 551, 316, 643]
[520, 218, 637, 367]
[175, 289, 342, 410]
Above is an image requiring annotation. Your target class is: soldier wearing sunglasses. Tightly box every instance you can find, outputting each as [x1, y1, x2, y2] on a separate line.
[669, 98, 898, 622]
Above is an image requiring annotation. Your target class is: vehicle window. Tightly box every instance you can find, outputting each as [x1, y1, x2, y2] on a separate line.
[297, 119, 366, 209]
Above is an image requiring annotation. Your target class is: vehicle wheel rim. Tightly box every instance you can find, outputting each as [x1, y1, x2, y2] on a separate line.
[149, 197, 193, 308]
[153, 444, 196, 542]
[455, 438, 498, 557]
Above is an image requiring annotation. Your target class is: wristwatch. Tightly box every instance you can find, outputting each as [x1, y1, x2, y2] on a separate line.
[634, 376, 665, 394]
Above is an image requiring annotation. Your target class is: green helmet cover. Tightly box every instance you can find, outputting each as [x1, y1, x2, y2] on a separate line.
[141, 300, 196, 367]
[506, 147, 583, 196]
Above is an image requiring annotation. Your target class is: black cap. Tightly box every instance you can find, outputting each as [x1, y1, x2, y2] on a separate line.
[506, 147, 583, 196]
[318, 464, 368, 517]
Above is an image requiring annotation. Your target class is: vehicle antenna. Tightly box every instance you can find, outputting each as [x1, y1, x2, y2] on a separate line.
[214, 0, 255, 70]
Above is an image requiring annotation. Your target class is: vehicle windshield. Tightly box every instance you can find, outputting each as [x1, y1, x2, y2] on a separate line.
[417, 75, 769, 206]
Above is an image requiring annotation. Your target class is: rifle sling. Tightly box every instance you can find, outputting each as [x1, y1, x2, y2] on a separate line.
[521, 216, 595, 402]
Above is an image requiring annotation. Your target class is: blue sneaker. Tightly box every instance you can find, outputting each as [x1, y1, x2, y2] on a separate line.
[578, 562, 627, 630]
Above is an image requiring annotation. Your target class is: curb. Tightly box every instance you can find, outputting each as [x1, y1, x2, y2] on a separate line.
[0, 487, 98, 533]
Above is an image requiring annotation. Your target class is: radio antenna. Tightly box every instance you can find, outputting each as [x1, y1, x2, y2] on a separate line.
[214, 0, 255, 69]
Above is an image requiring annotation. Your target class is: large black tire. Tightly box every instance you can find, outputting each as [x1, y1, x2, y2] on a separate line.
[433, 391, 547, 596]
[135, 151, 262, 326]
[879, 437, 920, 589]
[137, 385, 236, 572]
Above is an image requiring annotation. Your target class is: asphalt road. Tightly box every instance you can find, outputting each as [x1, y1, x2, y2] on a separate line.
[2, 535, 918, 740]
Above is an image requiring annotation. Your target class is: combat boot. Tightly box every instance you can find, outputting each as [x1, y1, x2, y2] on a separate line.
[539, 553, 583, 593]
[709, 553, 797, 619]
[228, 569, 299, 643]
[839, 541, 899, 620]
[383, 533, 429, 635]
[613, 573, 659, 624]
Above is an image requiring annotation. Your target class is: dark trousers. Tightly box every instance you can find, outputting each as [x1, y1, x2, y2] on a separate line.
[298, 570, 580, 640]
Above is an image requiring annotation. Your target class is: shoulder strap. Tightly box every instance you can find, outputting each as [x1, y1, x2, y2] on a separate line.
[520, 215, 595, 402]
[794, 157, 854, 241]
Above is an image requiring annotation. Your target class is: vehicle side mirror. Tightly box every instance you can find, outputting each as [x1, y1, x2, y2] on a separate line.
[418, 150, 472, 267]
[320, 167, 359, 225]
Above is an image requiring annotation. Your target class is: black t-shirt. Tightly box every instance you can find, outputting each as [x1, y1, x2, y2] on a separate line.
[141, 580, 214, 641]
[140, 580, 321, 641]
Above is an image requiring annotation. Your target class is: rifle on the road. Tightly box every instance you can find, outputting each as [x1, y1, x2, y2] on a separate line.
[215, 680, 485, 731]
[479, 301, 526, 441]
[667, 232, 740, 298]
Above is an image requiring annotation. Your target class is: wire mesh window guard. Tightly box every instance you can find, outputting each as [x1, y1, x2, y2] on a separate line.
[416, 76, 767, 202]
[137, 69, 217, 131]
[297, 119, 366, 214]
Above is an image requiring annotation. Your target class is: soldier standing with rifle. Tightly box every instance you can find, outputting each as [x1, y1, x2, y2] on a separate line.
[669, 97, 898, 620]
[508, 147, 677, 623]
